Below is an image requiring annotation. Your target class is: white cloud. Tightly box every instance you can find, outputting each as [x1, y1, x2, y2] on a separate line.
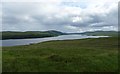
[1, 0, 119, 32]
[72, 16, 82, 23]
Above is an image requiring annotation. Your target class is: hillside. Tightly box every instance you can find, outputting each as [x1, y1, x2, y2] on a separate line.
[69, 31, 119, 37]
[81, 31, 119, 36]
[1, 30, 119, 40]
[1, 30, 65, 40]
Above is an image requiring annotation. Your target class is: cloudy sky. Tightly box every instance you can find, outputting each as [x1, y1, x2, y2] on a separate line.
[1, 0, 119, 33]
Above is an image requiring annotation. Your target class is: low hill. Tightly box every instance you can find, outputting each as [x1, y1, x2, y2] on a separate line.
[1, 30, 66, 40]
[81, 31, 119, 36]
[1, 30, 119, 40]
[69, 31, 119, 37]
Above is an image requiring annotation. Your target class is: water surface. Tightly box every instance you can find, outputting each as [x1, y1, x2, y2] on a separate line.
[1, 35, 109, 46]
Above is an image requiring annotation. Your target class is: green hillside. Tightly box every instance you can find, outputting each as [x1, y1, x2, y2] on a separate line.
[1, 31, 119, 40]
[1, 30, 65, 40]
[81, 31, 119, 36]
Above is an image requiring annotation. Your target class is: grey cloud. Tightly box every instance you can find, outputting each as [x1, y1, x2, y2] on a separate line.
[2, 2, 118, 32]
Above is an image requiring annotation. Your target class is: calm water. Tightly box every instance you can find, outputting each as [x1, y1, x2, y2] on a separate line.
[1, 35, 109, 46]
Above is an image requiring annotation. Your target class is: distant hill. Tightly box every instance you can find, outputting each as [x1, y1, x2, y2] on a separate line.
[44, 30, 67, 35]
[68, 31, 119, 36]
[1, 30, 119, 40]
[1, 30, 66, 40]
[80, 31, 118, 36]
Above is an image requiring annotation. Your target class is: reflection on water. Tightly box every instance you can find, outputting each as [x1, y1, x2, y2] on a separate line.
[1, 35, 109, 46]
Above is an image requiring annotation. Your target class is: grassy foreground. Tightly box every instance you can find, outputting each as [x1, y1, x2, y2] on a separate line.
[2, 37, 118, 72]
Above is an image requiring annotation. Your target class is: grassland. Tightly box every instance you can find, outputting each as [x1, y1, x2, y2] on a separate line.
[2, 37, 118, 72]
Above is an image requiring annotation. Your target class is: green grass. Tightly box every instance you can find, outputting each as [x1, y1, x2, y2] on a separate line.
[2, 37, 118, 72]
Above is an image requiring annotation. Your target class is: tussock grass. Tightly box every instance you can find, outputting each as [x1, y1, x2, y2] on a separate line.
[2, 37, 118, 72]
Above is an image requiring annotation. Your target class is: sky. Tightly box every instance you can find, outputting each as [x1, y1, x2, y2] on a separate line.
[1, 0, 119, 33]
